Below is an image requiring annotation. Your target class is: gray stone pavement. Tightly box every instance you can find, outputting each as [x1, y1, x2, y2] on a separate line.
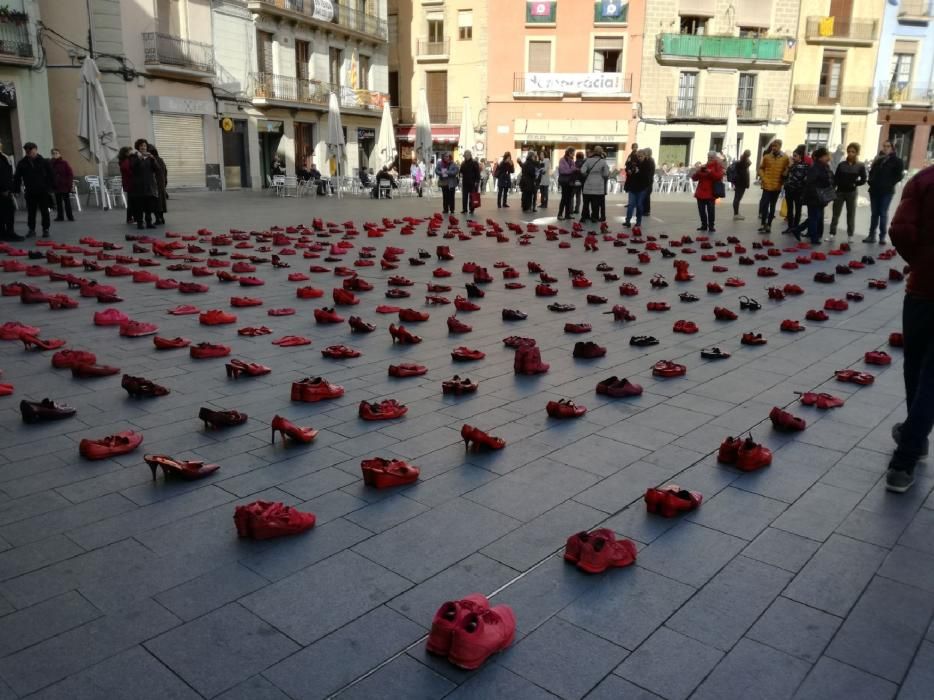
[0, 186, 931, 700]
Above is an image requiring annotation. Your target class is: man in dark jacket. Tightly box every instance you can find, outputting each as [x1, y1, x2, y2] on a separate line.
[886, 164, 934, 493]
[864, 140, 904, 243]
[459, 150, 481, 214]
[130, 139, 159, 230]
[0, 144, 18, 241]
[13, 142, 54, 237]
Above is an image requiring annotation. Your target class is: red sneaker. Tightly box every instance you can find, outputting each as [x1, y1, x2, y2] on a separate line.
[737, 437, 772, 471]
[388, 363, 427, 378]
[79, 431, 143, 460]
[546, 399, 587, 418]
[865, 351, 891, 366]
[360, 457, 419, 488]
[93, 308, 129, 326]
[644, 485, 703, 517]
[770, 406, 806, 432]
[199, 309, 237, 325]
[448, 606, 516, 670]
[426, 594, 490, 656]
[577, 535, 637, 574]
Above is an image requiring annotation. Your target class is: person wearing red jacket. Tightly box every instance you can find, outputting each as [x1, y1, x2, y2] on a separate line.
[692, 152, 725, 233]
[887, 164, 934, 493]
[50, 149, 74, 222]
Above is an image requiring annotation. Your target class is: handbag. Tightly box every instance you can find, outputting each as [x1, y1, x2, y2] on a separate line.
[817, 186, 837, 205]
[713, 180, 726, 199]
[470, 191, 481, 210]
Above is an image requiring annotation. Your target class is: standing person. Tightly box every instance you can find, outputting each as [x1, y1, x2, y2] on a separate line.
[580, 146, 610, 224]
[149, 145, 168, 225]
[556, 147, 577, 220]
[495, 152, 514, 208]
[459, 150, 481, 215]
[13, 142, 54, 238]
[519, 151, 538, 213]
[828, 142, 866, 238]
[130, 139, 158, 230]
[410, 161, 423, 197]
[642, 148, 656, 216]
[757, 139, 789, 233]
[435, 152, 458, 214]
[118, 146, 135, 224]
[728, 149, 752, 220]
[624, 150, 652, 227]
[692, 151, 725, 233]
[0, 142, 19, 241]
[538, 152, 551, 208]
[864, 140, 905, 244]
[49, 149, 75, 223]
[480, 159, 490, 194]
[782, 147, 809, 235]
[886, 164, 934, 493]
[794, 147, 834, 244]
[572, 151, 586, 215]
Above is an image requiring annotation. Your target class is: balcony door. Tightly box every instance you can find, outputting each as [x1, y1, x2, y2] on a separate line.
[426, 71, 448, 124]
[156, 0, 185, 36]
[329, 47, 343, 87]
[819, 51, 845, 104]
[677, 72, 697, 117]
[737, 73, 755, 115]
[257, 30, 273, 75]
[829, 0, 852, 21]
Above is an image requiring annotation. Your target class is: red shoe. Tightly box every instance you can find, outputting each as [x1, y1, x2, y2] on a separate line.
[178, 282, 209, 294]
[51, 349, 97, 368]
[272, 335, 312, 347]
[71, 363, 121, 378]
[606, 305, 636, 322]
[711, 306, 737, 321]
[514, 343, 549, 374]
[768, 287, 786, 301]
[644, 485, 703, 517]
[737, 437, 772, 471]
[672, 320, 698, 334]
[535, 284, 557, 297]
[313, 307, 344, 324]
[190, 343, 231, 359]
[741, 332, 767, 346]
[270, 415, 318, 444]
[389, 323, 422, 344]
[47, 294, 79, 310]
[780, 320, 805, 333]
[94, 308, 129, 326]
[332, 288, 360, 306]
[865, 351, 892, 366]
[889, 268, 904, 282]
[564, 528, 616, 564]
[361, 458, 420, 488]
[145, 454, 219, 480]
[770, 406, 806, 432]
[619, 282, 639, 296]
[447, 316, 472, 333]
[432, 267, 451, 277]
[717, 436, 743, 464]
[297, 286, 325, 298]
[783, 284, 804, 295]
[237, 325, 272, 336]
[442, 375, 478, 394]
[846, 291, 864, 302]
[234, 501, 315, 539]
[707, 282, 723, 294]
[565, 323, 592, 334]
[799, 392, 845, 409]
[452, 346, 485, 361]
[199, 309, 237, 325]
[168, 304, 200, 315]
[349, 316, 376, 333]
[576, 534, 637, 573]
[268, 308, 295, 317]
[322, 344, 361, 358]
[595, 376, 643, 397]
[79, 431, 143, 460]
[835, 369, 875, 385]
[225, 359, 271, 378]
[388, 363, 427, 378]
[868, 279, 888, 290]
[461, 424, 505, 450]
[805, 309, 829, 322]
[426, 594, 490, 656]
[388, 275, 414, 287]
[448, 605, 516, 670]
[119, 320, 159, 337]
[646, 301, 670, 312]
[889, 332, 904, 347]
[653, 360, 686, 378]
[230, 296, 263, 308]
[121, 374, 170, 397]
[546, 399, 587, 418]
[399, 308, 429, 322]
[20, 334, 67, 351]
[291, 376, 344, 402]
[824, 298, 849, 311]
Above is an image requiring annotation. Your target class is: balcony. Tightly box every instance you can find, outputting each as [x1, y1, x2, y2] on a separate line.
[0, 19, 33, 65]
[512, 72, 632, 98]
[415, 38, 449, 62]
[247, 0, 387, 43]
[251, 72, 388, 113]
[665, 98, 773, 122]
[142, 32, 214, 79]
[792, 86, 875, 109]
[898, 0, 931, 22]
[397, 107, 462, 125]
[805, 16, 878, 45]
[877, 81, 933, 105]
[656, 34, 792, 70]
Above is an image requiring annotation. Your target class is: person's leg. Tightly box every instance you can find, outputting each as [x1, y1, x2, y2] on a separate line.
[879, 192, 894, 243]
[54, 193, 65, 221]
[844, 191, 856, 236]
[697, 198, 708, 229]
[829, 195, 844, 237]
[40, 199, 51, 235]
[557, 185, 569, 218]
[573, 188, 581, 213]
[643, 190, 651, 217]
[635, 190, 646, 225]
[597, 195, 606, 222]
[707, 199, 716, 230]
[758, 190, 769, 226]
[766, 190, 779, 227]
[461, 188, 469, 213]
[807, 204, 822, 243]
[867, 192, 880, 240]
[732, 186, 743, 215]
[626, 192, 635, 223]
[580, 194, 592, 221]
[63, 192, 74, 221]
[25, 194, 37, 234]
[539, 184, 548, 207]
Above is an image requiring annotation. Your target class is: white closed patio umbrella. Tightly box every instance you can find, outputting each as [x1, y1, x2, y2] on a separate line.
[326, 91, 345, 198]
[458, 96, 475, 156]
[77, 57, 119, 209]
[828, 103, 843, 151]
[723, 106, 738, 162]
[374, 101, 396, 170]
[414, 87, 433, 172]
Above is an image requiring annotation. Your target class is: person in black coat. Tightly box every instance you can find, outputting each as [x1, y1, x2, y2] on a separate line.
[130, 139, 159, 230]
[519, 152, 539, 213]
[793, 147, 834, 244]
[12, 142, 54, 237]
[459, 150, 481, 214]
[0, 144, 18, 241]
[864, 140, 905, 244]
[730, 150, 752, 219]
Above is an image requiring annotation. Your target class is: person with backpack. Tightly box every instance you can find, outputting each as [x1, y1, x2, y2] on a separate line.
[728, 150, 752, 220]
[782, 147, 809, 235]
[556, 147, 577, 220]
[494, 152, 514, 208]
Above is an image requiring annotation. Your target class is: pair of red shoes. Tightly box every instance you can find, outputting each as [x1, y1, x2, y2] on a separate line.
[546, 399, 586, 418]
[718, 436, 772, 471]
[359, 399, 408, 420]
[514, 343, 549, 374]
[644, 485, 703, 517]
[835, 369, 875, 385]
[798, 392, 845, 409]
[673, 320, 698, 334]
[596, 376, 643, 397]
[461, 424, 505, 450]
[427, 594, 516, 670]
[564, 528, 637, 573]
[361, 457, 419, 488]
[234, 501, 316, 540]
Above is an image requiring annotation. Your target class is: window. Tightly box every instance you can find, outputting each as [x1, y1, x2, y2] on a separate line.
[329, 47, 343, 86]
[805, 123, 830, 152]
[428, 18, 444, 42]
[458, 10, 473, 40]
[388, 70, 400, 108]
[358, 55, 370, 89]
[737, 73, 755, 113]
[680, 16, 708, 35]
[528, 41, 552, 73]
[819, 51, 845, 102]
[738, 27, 762, 37]
[677, 72, 697, 115]
[593, 37, 624, 73]
[426, 71, 448, 123]
[256, 30, 273, 74]
[891, 53, 914, 85]
[295, 40, 309, 80]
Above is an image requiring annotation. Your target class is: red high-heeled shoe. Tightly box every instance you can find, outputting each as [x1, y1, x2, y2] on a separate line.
[361, 458, 420, 488]
[20, 334, 67, 351]
[389, 323, 422, 344]
[145, 454, 219, 480]
[461, 424, 505, 451]
[225, 360, 271, 378]
[270, 414, 318, 444]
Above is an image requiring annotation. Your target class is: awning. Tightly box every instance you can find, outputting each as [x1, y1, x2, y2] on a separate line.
[513, 119, 628, 143]
[396, 125, 460, 144]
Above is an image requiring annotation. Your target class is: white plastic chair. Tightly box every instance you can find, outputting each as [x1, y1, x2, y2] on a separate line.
[84, 176, 108, 208]
[70, 182, 83, 212]
[282, 176, 298, 197]
[271, 175, 286, 196]
[106, 178, 125, 209]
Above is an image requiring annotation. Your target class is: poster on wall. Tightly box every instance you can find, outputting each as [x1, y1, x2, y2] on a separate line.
[0, 82, 16, 108]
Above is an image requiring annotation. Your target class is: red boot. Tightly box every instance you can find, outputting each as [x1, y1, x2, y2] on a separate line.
[448, 606, 516, 670]
[426, 594, 489, 656]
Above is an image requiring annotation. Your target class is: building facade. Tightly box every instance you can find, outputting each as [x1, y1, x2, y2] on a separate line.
[0, 1, 53, 160]
[786, 0, 883, 157]
[638, 0, 799, 169]
[40, 0, 220, 187]
[874, 0, 932, 170]
[486, 0, 643, 172]
[214, 0, 390, 190]
[390, 0, 489, 170]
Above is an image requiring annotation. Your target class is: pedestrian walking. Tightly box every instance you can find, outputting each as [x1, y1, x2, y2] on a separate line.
[887, 164, 934, 493]
[782, 147, 809, 234]
[864, 140, 905, 244]
[692, 151, 725, 233]
[494, 152, 514, 208]
[435, 152, 458, 214]
[118, 146, 134, 224]
[130, 138, 159, 230]
[728, 149, 752, 220]
[757, 139, 789, 233]
[556, 147, 577, 220]
[828, 142, 866, 239]
[538, 152, 551, 208]
[624, 150, 653, 227]
[580, 146, 610, 224]
[149, 145, 168, 225]
[794, 147, 834, 244]
[49, 149, 75, 223]
[0, 143, 19, 241]
[13, 142, 54, 238]
[459, 150, 481, 215]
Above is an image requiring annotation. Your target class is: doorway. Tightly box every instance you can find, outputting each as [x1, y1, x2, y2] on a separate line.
[258, 123, 283, 186]
[659, 137, 691, 168]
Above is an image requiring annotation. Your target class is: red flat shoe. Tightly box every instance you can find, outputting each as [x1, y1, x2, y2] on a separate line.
[225, 359, 271, 378]
[595, 376, 643, 397]
[297, 286, 325, 298]
[122, 374, 169, 397]
[51, 349, 96, 368]
[798, 392, 845, 409]
[452, 346, 485, 361]
[770, 406, 806, 432]
[20, 335, 66, 351]
[865, 351, 891, 366]
[835, 369, 875, 385]
[272, 335, 312, 347]
[889, 332, 904, 347]
[47, 294, 79, 310]
[79, 431, 143, 460]
[824, 298, 849, 311]
[72, 363, 120, 378]
[234, 501, 316, 539]
[361, 458, 420, 488]
[645, 485, 703, 517]
[546, 399, 587, 419]
[0, 383, 13, 396]
[94, 308, 129, 326]
[576, 533, 637, 573]
[322, 344, 361, 358]
[741, 332, 767, 346]
[270, 414, 318, 444]
[333, 288, 360, 306]
[426, 594, 490, 656]
[119, 320, 159, 338]
[237, 326, 272, 336]
[780, 320, 805, 333]
[653, 360, 686, 378]
[461, 424, 505, 451]
[190, 343, 231, 359]
[565, 323, 592, 334]
[199, 309, 237, 325]
[805, 309, 829, 322]
[442, 375, 478, 395]
[168, 304, 200, 315]
[230, 296, 263, 308]
[359, 399, 408, 420]
[290, 377, 344, 402]
[388, 363, 427, 377]
[573, 341, 606, 358]
[646, 301, 670, 312]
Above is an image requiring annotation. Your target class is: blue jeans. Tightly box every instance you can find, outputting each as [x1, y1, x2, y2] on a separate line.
[896, 295, 934, 466]
[626, 190, 646, 224]
[869, 190, 895, 240]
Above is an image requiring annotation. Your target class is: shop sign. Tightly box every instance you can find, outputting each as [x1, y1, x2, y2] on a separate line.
[257, 119, 283, 134]
[357, 128, 376, 140]
[524, 73, 627, 95]
[523, 134, 618, 144]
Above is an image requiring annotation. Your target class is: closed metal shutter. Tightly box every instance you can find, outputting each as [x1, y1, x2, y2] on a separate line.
[152, 113, 205, 188]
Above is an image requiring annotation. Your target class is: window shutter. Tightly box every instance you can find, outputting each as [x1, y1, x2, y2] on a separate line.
[528, 41, 551, 72]
[152, 114, 205, 188]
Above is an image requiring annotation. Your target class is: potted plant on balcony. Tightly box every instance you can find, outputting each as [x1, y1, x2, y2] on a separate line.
[0, 6, 28, 24]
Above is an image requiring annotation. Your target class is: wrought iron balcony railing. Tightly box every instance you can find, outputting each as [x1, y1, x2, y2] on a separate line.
[665, 98, 773, 122]
[416, 38, 450, 57]
[793, 86, 875, 108]
[0, 20, 32, 62]
[805, 16, 878, 42]
[397, 108, 462, 124]
[142, 32, 214, 74]
[251, 72, 388, 112]
[248, 0, 387, 41]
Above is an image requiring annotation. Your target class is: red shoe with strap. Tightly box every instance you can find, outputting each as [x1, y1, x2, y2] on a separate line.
[653, 360, 686, 378]
[272, 335, 312, 347]
[770, 406, 806, 432]
[644, 485, 703, 517]
[234, 500, 316, 539]
[546, 399, 587, 418]
[798, 392, 845, 409]
[452, 346, 485, 361]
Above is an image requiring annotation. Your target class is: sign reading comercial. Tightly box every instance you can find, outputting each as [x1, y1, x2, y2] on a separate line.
[524, 73, 627, 95]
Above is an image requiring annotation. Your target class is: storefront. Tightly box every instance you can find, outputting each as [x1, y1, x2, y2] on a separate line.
[395, 124, 460, 172]
[513, 119, 628, 172]
[220, 117, 250, 189]
[878, 106, 932, 172]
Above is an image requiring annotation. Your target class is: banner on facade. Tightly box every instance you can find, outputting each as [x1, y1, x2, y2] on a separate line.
[312, 0, 334, 22]
[526, 1, 555, 22]
[524, 73, 626, 95]
[0, 82, 15, 108]
[600, 0, 627, 17]
[528, 1, 552, 16]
